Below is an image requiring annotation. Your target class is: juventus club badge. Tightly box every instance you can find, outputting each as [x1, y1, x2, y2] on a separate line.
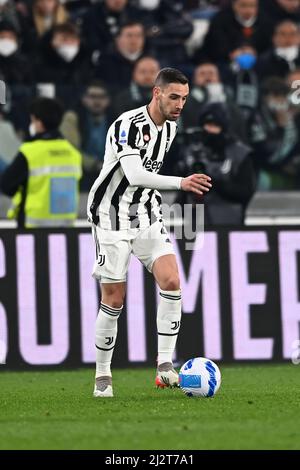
[97, 254, 106, 266]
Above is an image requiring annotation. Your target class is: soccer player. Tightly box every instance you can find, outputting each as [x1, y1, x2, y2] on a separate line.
[87, 68, 212, 397]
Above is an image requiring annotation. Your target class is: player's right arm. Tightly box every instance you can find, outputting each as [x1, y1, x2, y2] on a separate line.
[180, 173, 212, 196]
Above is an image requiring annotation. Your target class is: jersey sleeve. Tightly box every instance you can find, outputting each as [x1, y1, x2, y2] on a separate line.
[111, 117, 143, 160]
[121, 154, 183, 190]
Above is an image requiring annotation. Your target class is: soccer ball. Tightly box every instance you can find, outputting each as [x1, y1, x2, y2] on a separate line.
[179, 357, 221, 398]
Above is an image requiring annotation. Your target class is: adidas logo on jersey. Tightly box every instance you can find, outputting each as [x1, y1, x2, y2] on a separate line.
[143, 158, 163, 172]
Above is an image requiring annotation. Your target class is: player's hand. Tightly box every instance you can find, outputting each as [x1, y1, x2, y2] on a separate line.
[180, 174, 212, 196]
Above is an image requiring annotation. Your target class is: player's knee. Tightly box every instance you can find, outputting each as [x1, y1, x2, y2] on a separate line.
[161, 275, 181, 292]
[107, 301, 122, 310]
[102, 295, 124, 309]
[102, 292, 124, 308]
[101, 286, 125, 309]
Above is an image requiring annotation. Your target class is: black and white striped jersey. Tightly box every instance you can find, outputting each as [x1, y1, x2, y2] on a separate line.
[87, 105, 178, 230]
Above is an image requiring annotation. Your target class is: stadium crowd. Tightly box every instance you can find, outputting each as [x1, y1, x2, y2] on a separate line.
[1, 0, 300, 218]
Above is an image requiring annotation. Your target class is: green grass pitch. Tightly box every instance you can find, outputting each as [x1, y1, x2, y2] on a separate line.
[0, 364, 299, 450]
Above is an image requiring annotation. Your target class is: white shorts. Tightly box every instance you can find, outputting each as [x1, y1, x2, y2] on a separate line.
[92, 220, 175, 283]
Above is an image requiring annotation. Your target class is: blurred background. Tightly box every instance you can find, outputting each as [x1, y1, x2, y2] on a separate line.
[1, 0, 300, 225]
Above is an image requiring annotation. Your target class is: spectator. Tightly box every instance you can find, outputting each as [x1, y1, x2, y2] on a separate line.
[141, 0, 193, 69]
[198, 0, 272, 63]
[262, 0, 300, 28]
[81, 0, 141, 57]
[0, 108, 21, 172]
[60, 81, 112, 191]
[0, 81, 33, 137]
[176, 103, 256, 225]
[0, 0, 22, 33]
[0, 97, 82, 228]
[0, 20, 32, 84]
[0, 19, 34, 133]
[257, 20, 300, 80]
[180, 62, 247, 140]
[218, 44, 260, 133]
[34, 22, 93, 106]
[21, 0, 69, 52]
[250, 77, 300, 190]
[111, 55, 160, 118]
[95, 21, 146, 91]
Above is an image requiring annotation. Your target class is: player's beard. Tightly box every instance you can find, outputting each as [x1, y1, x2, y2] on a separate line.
[158, 99, 178, 122]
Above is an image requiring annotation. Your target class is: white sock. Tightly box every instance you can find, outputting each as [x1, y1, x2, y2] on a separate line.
[95, 302, 122, 378]
[157, 289, 182, 365]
